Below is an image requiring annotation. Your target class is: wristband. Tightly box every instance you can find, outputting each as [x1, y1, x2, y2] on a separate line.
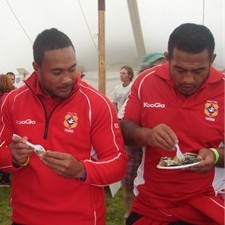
[76, 167, 87, 182]
[79, 168, 87, 181]
[209, 148, 219, 164]
[21, 157, 30, 167]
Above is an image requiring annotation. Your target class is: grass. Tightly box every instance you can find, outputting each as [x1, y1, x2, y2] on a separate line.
[0, 186, 125, 225]
[0, 186, 11, 225]
[105, 187, 125, 225]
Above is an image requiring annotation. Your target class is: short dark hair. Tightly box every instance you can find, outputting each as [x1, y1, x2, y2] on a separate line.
[121, 66, 134, 81]
[6, 72, 15, 76]
[33, 28, 75, 65]
[168, 23, 215, 59]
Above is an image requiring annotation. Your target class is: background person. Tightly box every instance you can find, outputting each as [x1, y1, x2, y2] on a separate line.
[0, 28, 127, 225]
[120, 23, 224, 225]
[6, 72, 16, 85]
[108, 65, 134, 198]
[0, 74, 15, 185]
[111, 66, 134, 112]
[122, 53, 167, 220]
[138, 52, 167, 73]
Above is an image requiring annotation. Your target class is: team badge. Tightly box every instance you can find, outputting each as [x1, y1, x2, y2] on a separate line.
[64, 112, 78, 130]
[204, 101, 218, 119]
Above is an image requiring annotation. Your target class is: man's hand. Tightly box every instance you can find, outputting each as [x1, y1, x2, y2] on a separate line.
[120, 120, 178, 150]
[187, 148, 215, 173]
[41, 151, 85, 179]
[146, 124, 178, 150]
[10, 135, 34, 166]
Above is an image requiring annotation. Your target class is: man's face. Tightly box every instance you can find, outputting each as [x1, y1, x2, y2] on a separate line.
[120, 68, 131, 83]
[168, 48, 215, 97]
[33, 46, 77, 99]
[7, 74, 15, 84]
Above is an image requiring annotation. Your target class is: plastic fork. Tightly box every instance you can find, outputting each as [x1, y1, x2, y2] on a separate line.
[175, 143, 185, 161]
[13, 134, 46, 157]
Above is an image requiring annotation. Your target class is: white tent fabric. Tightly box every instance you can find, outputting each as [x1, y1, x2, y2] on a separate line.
[0, 0, 224, 92]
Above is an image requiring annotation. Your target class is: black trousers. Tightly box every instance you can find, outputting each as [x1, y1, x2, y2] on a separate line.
[126, 212, 142, 225]
[126, 211, 194, 225]
[169, 223, 194, 225]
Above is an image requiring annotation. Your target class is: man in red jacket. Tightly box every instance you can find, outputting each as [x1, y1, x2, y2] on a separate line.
[120, 23, 224, 225]
[0, 28, 127, 225]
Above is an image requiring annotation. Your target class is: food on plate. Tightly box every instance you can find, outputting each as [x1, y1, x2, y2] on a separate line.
[158, 153, 202, 167]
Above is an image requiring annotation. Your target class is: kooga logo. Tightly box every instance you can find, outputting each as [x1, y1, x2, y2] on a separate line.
[143, 102, 166, 108]
[16, 119, 36, 125]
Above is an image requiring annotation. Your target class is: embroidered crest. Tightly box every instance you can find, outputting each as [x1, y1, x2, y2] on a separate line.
[204, 101, 218, 118]
[64, 113, 78, 129]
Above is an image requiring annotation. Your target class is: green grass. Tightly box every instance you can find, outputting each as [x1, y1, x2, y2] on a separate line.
[0, 186, 125, 225]
[0, 186, 11, 225]
[105, 187, 125, 225]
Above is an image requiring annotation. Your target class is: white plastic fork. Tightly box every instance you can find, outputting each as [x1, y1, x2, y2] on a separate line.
[25, 140, 46, 157]
[13, 134, 46, 157]
[175, 143, 185, 161]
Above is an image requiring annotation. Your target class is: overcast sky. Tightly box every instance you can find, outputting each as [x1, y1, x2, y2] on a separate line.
[0, 0, 224, 76]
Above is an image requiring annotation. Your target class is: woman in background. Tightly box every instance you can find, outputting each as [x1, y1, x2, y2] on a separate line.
[0, 74, 15, 185]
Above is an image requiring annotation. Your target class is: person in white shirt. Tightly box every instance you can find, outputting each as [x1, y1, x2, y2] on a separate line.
[112, 66, 134, 112]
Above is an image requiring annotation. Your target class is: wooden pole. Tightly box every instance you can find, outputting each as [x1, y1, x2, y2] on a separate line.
[202, 0, 205, 25]
[98, 0, 106, 94]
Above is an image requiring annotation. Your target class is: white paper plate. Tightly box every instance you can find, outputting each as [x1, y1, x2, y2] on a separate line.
[157, 161, 202, 169]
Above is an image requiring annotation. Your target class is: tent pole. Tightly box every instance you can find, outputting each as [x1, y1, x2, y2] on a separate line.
[98, 0, 106, 94]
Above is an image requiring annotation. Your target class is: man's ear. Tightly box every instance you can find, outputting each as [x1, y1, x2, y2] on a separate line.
[164, 52, 169, 61]
[210, 54, 216, 64]
[32, 61, 40, 72]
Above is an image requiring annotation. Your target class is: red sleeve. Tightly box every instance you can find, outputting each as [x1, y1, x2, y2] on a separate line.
[81, 96, 127, 185]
